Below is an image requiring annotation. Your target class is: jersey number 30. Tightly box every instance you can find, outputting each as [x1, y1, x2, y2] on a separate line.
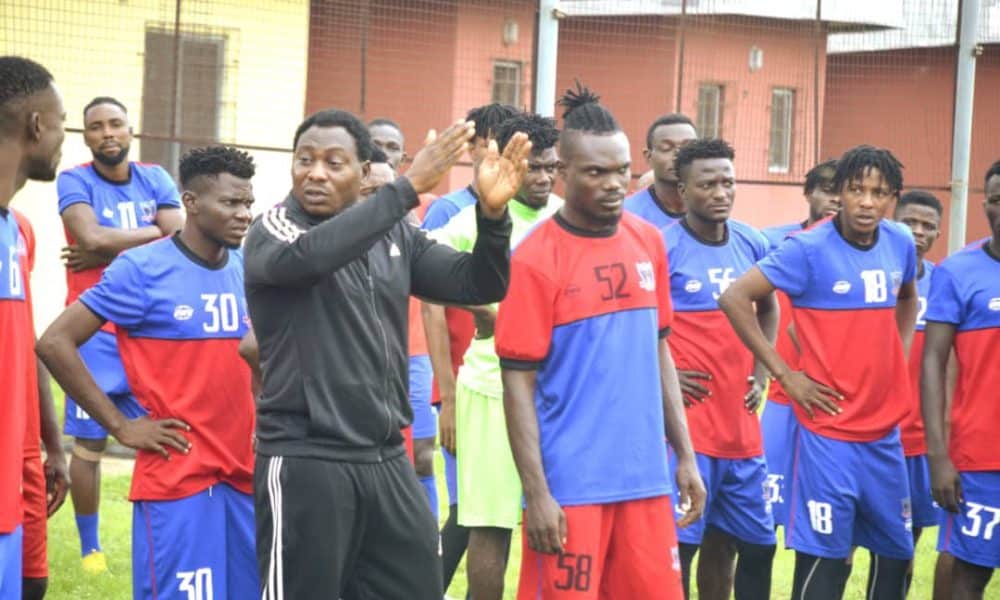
[201, 293, 240, 333]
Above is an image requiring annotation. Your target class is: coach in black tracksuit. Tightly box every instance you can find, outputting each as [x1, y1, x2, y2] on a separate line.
[244, 109, 531, 599]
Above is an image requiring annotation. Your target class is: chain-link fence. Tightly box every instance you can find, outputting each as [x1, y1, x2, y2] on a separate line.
[2, 0, 998, 326]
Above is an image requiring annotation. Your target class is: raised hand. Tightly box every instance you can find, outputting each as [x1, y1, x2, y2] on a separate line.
[780, 371, 842, 419]
[406, 121, 476, 194]
[475, 132, 532, 219]
[113, 416, 192, 459]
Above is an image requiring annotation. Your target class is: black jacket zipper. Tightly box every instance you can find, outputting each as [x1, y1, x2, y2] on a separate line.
[361, 251, 394, 453]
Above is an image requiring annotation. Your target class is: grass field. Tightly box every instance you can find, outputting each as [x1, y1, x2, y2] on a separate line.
[42, 451, 1000, 599]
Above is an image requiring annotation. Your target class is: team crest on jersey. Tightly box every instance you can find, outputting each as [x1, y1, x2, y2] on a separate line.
[173, 305, 194, 321]
[988, 297, 1000, 311]
[636, 261, 655, 291]
[901, 498, 913, 531]
[139, 200, 156, 223]
[832, 280, 851, 294]
[684, 279, 702, 294]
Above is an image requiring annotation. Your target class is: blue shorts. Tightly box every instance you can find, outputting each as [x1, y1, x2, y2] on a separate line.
[408, 355, 437, 440]
[761, 400, 797, 530]
[132, 484, 258, 600]
[938, 471, 1000, 569]
[906, 454, 940, 528]
[669, 451, 776, 546]
[787, 427, 913, 560]
[0, 526, 22, 598]
[65, 392, 147, 439]
[65, 330, 146, 439]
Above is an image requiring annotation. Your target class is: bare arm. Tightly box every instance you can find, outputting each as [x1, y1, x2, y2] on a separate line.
[746, 291, 779, 411]
[61, 203, 162, 258]
[154, 206, 184, 235]
[895, 279, 918, 356]
[423, 303, 457, 454]
[36, 357, 69, 516]
[921, 321, 961, 512]
[719, 267, 842, 418]
[36, 302, 191, 458]
[503, 368, 566, 554]
[659, 339, 705, 527]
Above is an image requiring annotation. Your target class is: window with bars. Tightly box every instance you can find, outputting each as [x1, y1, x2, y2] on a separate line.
[696, 83, 723, 139]
[769, 88, 795, 173]
[491, 60, 521, 106]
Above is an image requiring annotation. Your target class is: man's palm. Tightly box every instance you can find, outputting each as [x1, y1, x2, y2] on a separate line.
[476, 134, 531, 212]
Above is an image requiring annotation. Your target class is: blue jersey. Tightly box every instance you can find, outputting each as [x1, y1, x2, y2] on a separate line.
[761, 222, 803, 251]
[665, 220, 769, 458]
[925, 243, 1000, 471]
[902, 260, 935, 455]
[496, 213, 674, 506]
[420, 186, 477, 231]
[624, 186, 684, 230]
[756, 218, 917, 441]
[79, 236, 254, 501]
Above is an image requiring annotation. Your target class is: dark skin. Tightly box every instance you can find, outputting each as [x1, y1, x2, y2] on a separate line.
[805, 174, 840, 223]
[922, 175, 1000, 600]
[675, 157, 777, 411]
[642, 122, 697, 215]
[61, 102, 184, 271]
[504, 129, 704, 555]
[37, 172, 255, 458]
[37, 358, 69, 516]
[368, 123, 407, 171]
[0, 83, 66, 208]
[719, 168, 918, 419]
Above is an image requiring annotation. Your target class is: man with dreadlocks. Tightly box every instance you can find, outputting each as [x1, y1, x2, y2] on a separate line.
[719, 145, 919, 600]
[495, 83, 704, 599]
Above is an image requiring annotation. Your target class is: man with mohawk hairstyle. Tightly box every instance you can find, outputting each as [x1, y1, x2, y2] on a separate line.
[495, 83, 705, 600]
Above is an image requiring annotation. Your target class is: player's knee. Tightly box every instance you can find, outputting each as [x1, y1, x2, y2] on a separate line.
[414, 441, 435, 476]
[22, 576, 48, 600]
[72, 439, 106, 463]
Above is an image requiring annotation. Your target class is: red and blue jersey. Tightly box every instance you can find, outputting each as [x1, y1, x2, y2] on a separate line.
[756, 218, 917, 442]
[12, 211, 41, 460]
[901, 260, 934, 456]
[665, 220, 770, 458]
[624, 186, 684, 230]
[79, 236, 254, 501]
[760, 222, 806, 407]
[57, 162, 180, 319]
[925, 243, 1000, 471]
[0, 209, 31, 532]
[495, 212, 674, 506]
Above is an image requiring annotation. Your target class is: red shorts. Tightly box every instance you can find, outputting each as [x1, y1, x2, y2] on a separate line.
[517, 496, 682, 600]
[22, 454, 47, 578]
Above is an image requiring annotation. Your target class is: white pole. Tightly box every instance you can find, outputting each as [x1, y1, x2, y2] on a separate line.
[535, 0, 560, 117]
[948, 0, 981, 253]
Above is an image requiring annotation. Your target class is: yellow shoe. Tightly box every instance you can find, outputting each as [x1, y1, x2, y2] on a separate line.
[81, 550, 108, 574]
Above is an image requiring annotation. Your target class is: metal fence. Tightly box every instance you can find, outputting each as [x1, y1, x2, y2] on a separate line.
[2, 0, 998, 322]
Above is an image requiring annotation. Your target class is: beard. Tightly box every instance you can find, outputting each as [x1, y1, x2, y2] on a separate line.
[93, 144, 130, 167]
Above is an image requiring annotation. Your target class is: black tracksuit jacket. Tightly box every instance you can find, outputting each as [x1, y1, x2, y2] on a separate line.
[244, 178, 512, 462]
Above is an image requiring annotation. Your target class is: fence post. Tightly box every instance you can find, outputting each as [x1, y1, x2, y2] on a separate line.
[948, 0, 981, 253]
[534, 0, 560, 117]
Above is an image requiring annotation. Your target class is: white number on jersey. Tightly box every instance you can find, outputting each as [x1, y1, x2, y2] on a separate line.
[708, 267, 736, 300]
[860, 269, 888, 303]
[7, 246, 20, 296]
[807, 500, 833, 534]
[117, 202, 139, 230]
[177, 567, 213, 600]
[916, 296, 928, 327]
[765, 474, 783, 506]
[201, 293, 240, 333]
[961, 502, 1000, 541]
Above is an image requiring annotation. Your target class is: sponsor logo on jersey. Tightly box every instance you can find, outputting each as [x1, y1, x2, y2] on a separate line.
[102, 207, 115, 219]
[684, 279, 702, 293]
[173, 305, 195, 321]
[636, 261, 655, 291]
[833, 280, 851, 294]
[989, 297, 1000, 311]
